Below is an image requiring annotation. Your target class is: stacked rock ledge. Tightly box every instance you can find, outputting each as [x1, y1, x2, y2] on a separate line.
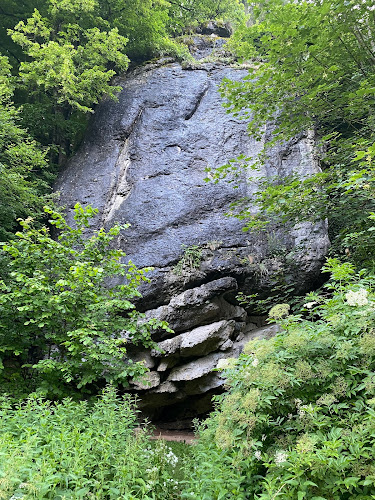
[55, 33, 330, 421]
[127, 277, 279, 420]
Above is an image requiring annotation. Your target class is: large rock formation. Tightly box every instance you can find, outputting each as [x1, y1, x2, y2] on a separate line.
[55, 35, 329, 420]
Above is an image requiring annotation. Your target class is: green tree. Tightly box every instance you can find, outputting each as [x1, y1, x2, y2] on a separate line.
[0, 55, 50, 240]
[0, 204, 168, 396]
[99, 0, 177, 61]
[167, 0, 246, 35]
[0, 0, 43, 65]
[213, 0, 375, 265]
[9, 1, 129, 162]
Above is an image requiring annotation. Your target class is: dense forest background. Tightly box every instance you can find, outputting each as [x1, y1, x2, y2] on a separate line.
[1, 0, 375, 498]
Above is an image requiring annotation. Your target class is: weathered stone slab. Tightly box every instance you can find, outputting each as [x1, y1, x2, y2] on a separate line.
[184, 373, 225, 396]
[151, 381, 178, 394]
[130, 371, 160, 390]
[157, 358, 179, 371]
[152, 319, 235, 358]
[152, 336, 181, 357]
[167, 352, 225, 382]
[127, 349, 156, 369]
[242, 324, 280, 343]
[145, 278, 245, 335]
[180, 320, 235, 357]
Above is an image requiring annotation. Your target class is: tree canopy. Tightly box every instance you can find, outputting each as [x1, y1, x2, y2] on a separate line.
[0, 55, 49, 240]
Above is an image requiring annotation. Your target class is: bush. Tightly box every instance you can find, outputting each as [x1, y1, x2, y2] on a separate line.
[183, 259, 375, 499]
[0, 204, 168, 397]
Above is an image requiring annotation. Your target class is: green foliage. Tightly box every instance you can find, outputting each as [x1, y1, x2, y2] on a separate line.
[8, 2, 129, 162]
[224, 0, 375, 141]
[167, 0, 246, 35]
[143, 439, 191, 499]
[0, 204, 168, 396]
[237, 281, 300, 316]
[210, 0, 375, 266]
[173, 243, 203, 275]
[183, 260, 375, 499]
[237, 240, 306, 316]
[10, 11, 129, 113]
[0, 55, 50, 240]
[0, 385, 189, 499]
[99, 0, 174, 61]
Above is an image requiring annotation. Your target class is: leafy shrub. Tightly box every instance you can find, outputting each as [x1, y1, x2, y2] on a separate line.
[183, 259, 375, 499]
[0, 204, 168, 397]
[173, 244, 203, 275]
[0, 386, 187, 499]
[0, 55, 50, 240]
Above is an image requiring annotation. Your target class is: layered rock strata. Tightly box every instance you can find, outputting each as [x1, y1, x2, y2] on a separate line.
[127, 277, 279, 420]
[55, 36, 329, 418]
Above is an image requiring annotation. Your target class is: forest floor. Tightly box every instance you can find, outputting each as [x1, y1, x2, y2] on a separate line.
[150, 428, 197, 444]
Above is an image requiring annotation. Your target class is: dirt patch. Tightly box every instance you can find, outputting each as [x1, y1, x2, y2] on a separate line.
[150, 428, 197, 444]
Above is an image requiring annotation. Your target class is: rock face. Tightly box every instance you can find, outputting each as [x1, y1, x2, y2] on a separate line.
[55, 37, 329, 420]
[130, 281, 280, 420]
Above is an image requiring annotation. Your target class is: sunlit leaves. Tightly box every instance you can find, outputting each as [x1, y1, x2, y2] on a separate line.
[10, 9, 129, 114]
[0, 55, 49, 239]
[0, 204, 167, 395]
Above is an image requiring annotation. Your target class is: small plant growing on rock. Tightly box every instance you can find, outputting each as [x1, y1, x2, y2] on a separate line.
[206, 239, 222, 251]
[173, 244, 202, 275]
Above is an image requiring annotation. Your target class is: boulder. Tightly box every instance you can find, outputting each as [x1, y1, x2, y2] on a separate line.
[151, 381, 178, 394]
[152, 336, 181, 357]
[145, 278, 245, 336]
[127, 348, 155, 369]
[152, 319, 235, 358]
[55, 59, 329, 311]
[180, 320, 235, 357]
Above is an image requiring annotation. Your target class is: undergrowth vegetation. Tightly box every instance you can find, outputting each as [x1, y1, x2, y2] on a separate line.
[2, 261, 375, 499]
[184, 260, 375, 499]
[0, 386, 190, 499]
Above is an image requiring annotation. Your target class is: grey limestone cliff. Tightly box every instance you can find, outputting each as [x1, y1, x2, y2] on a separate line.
[55, 39, 329, 420]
